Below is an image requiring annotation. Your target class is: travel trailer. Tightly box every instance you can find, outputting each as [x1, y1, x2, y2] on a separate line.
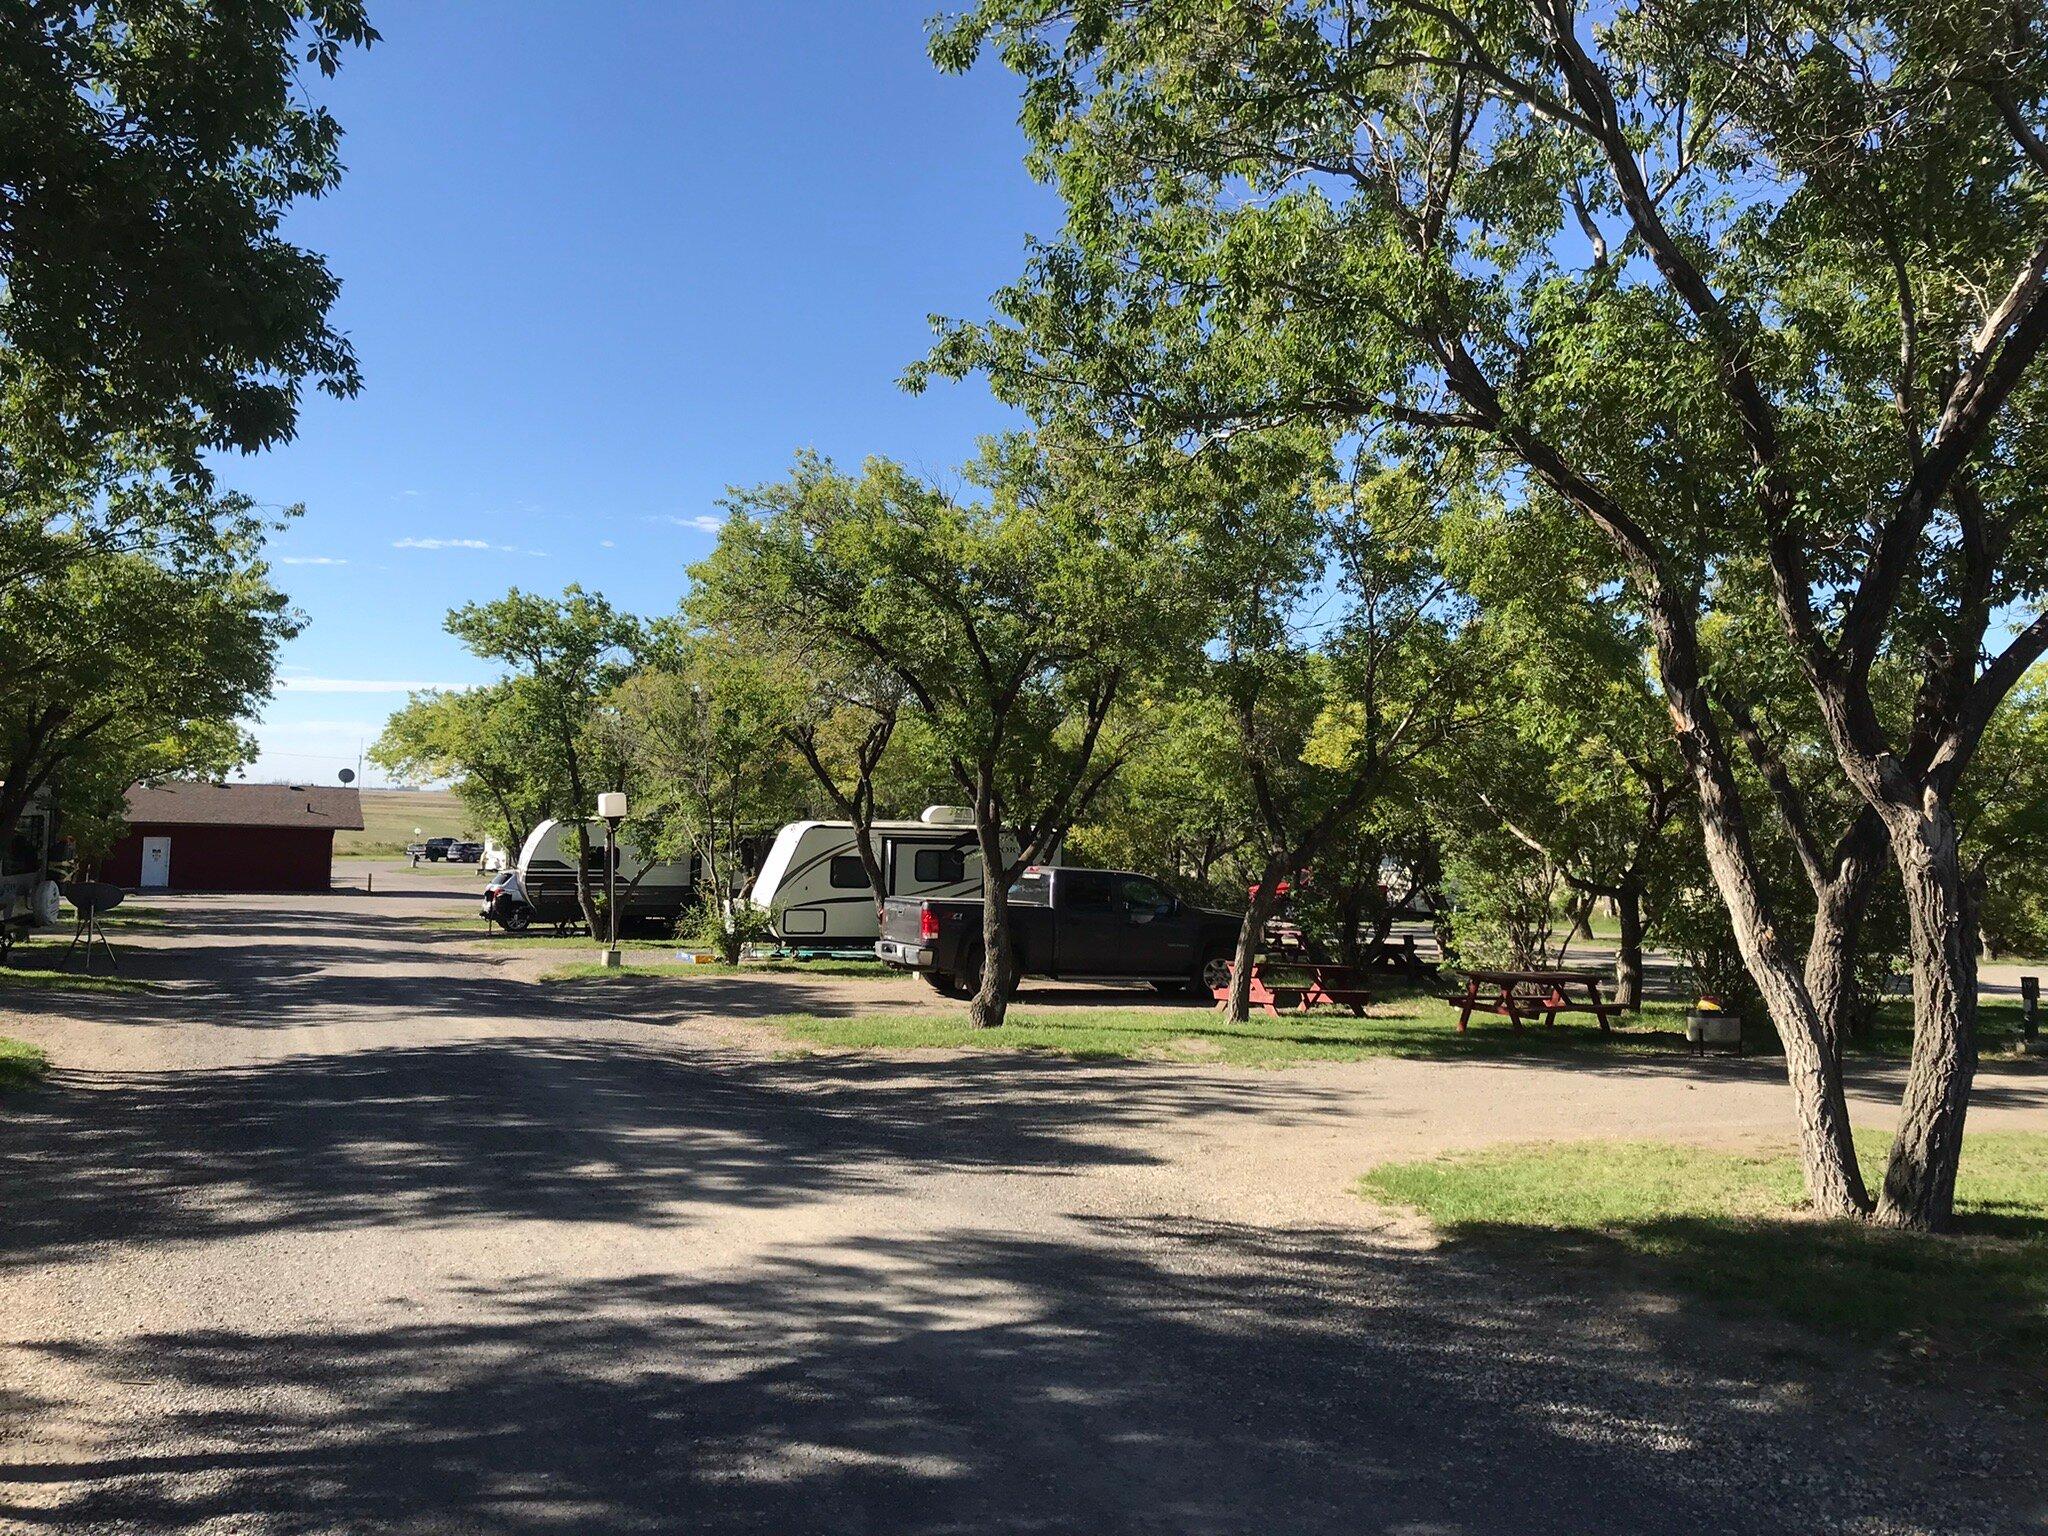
[494, 818, 699, 932]
[0, 790, 64, 957]
[747, 807, 1035, 947]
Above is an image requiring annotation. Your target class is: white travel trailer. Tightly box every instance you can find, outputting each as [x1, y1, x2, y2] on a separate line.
[501, 817, 699, 932]
[748, 806, 1032, 947]
[0, 788, 64, 958]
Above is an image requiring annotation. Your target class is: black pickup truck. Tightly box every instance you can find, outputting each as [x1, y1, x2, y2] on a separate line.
[875, 865, 1243, 997]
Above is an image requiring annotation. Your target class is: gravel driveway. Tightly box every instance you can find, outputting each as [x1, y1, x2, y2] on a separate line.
[2, 869, 2043, 1534]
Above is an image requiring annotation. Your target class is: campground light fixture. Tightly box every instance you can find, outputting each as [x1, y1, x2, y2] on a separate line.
[597, 793, 628, 967]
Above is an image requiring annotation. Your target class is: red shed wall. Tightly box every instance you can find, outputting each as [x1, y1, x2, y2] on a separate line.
[101, 825, 336, 892]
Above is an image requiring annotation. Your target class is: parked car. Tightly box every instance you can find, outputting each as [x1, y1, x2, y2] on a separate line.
[421, 836, 458, 862]
[875, 865, 1241, 997]
[480, 868, 532, 930]
[444, 840, 484, 864]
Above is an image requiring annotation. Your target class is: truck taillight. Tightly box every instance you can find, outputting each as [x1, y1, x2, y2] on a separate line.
[919, 904, 939, 940]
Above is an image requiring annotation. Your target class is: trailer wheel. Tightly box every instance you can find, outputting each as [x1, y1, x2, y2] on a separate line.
[499, 902, 532, 933]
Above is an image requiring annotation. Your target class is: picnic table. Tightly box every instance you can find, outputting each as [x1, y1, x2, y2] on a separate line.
[1212, 960, 1373, 1019]
[1440, 968, 1627, 1033]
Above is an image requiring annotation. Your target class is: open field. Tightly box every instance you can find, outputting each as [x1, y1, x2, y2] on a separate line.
[1361, 1132, 2048, 1395]
[336, 787, 474, 856]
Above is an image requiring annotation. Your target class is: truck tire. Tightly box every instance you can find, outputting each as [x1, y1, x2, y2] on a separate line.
[1197, 952, 1234, 997]
[956, 946, 1020, 1000]
[922, 971, 964, 999]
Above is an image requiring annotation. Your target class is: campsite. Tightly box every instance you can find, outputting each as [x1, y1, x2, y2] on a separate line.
[3, 6, 2047, 1533]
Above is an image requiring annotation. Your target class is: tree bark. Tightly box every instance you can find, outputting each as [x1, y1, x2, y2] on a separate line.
[1804, 820, 1884, 1063]
[1225, 853, 1289, 1023]
[1613, 886, 1645, 1009]
[969, 775, 1014, 1028]
[1875, 806, 1979, 1230]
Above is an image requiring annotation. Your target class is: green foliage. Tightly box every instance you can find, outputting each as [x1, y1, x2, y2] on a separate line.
[371, 683, 557, 852]
[0, 465, 296, 851]
[701, 437, 1203, 870]
[0, 2, 375, 471]
[610, 628, 811, 908]
[444, 587, 642, 928]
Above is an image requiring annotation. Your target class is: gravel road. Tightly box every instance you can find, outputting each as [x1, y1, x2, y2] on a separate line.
[2, 868, 2043, 1534]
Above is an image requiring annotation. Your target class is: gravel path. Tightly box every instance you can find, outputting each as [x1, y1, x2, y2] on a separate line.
[2, 868, 2043, 1534]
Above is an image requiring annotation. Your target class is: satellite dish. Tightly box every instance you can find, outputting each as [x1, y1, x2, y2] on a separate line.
[60, 881, 125, 917]
[339, 768, 357, 784]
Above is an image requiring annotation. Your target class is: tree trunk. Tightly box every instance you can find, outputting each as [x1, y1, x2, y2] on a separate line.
[1613, 886, 1645, 1009]
[968, 779, 1013, 1028]
[570, 818, 603, 936]
[1805, 830, 1882, 1064]
[1875, 806, 1978, 1231]
[1225, 854, 1289, 1024]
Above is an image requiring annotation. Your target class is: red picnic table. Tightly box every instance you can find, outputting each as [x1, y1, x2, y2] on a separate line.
[1211, 960, 1373, 1018]
[1440, 968, 1628, 1032]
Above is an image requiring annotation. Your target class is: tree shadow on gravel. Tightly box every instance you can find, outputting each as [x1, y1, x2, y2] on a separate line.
[0, 1041, 1349, 1268]
[2, 1219, 2031, 1535]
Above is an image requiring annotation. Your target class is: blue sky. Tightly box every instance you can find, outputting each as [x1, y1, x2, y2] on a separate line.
[228, 2, 1051, 783]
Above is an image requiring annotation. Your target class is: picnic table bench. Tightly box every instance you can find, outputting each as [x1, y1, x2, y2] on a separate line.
[1211, 960, 1373, 1019]
[1440, 968, 1628, 1033]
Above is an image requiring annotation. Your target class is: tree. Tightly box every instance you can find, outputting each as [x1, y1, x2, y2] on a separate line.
[445, 589, 641, 935]
[371, 683, 556, 854]
[0, 1, 374, 478]
[609, 629, 809, 960]
[927, 1, 2048, 1229]
[712, 439, 1200, 1025]
[687, 562, 922, 925]
[0, 484, 296, 848]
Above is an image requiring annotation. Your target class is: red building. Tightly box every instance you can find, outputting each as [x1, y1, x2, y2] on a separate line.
[101, 782, 364, 893]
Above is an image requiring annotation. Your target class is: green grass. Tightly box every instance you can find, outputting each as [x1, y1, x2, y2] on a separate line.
[0, 962, 156, 995]
[543, 957, 905, 982]
[0, 1036, 48, 1091]
[337, 787, 474, 857]
[1360, 1132, 2048, 1388]
[767, 991, 1703, 1066]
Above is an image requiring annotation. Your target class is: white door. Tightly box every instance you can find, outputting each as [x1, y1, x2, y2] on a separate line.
[140, 836, 172, 890]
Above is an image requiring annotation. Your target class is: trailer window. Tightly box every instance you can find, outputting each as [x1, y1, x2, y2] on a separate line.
[913, 847, 965, 884]
[828, 855, 868, 889]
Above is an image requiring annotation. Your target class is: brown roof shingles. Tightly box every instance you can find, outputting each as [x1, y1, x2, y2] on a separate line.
[124, 782, 365, 831]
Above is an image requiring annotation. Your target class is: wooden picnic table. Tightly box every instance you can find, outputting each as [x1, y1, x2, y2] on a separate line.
[1212, 960, 1373, 1019]
[1440, 967, 1627, 1033]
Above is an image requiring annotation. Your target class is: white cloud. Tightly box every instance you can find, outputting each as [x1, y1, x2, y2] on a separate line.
[653, 514, 726, 534]
[600, 539, 616, 549]
[392, 536, 550, 557]
[278, 678, 472, 694]
[276, 555, 349, 566]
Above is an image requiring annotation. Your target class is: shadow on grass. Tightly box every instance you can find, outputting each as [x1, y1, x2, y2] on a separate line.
[1361, 1133, 2048, 1391]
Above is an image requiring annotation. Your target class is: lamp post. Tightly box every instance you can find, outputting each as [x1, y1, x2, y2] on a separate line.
[596, 793, 627, 967]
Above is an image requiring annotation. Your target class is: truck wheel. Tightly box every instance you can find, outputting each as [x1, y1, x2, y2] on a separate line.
[922, 971, 963, 998]
[1198, 953, 1234, 996]
[957, 948, 1020, 1000]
